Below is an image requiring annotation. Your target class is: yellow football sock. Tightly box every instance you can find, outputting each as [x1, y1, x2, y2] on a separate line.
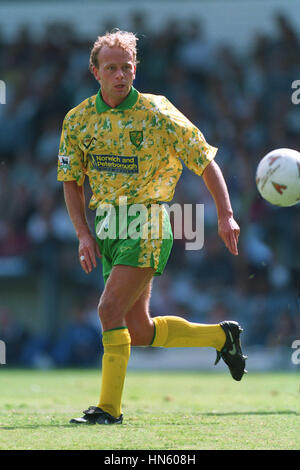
[151, 316, 226, 351]
[97, 327, 131, 418]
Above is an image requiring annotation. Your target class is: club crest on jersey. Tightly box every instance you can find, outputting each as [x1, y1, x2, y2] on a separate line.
[130, 131, 143, 148]
[58, 155, 71, 173]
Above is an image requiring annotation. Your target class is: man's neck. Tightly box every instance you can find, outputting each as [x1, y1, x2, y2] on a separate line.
[101, 90, 129, 109]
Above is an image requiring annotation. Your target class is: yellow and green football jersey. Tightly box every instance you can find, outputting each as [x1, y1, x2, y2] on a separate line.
[57, 87, 217, 210]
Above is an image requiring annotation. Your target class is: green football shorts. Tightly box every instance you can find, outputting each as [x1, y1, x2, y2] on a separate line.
[94, 203, 173, 284]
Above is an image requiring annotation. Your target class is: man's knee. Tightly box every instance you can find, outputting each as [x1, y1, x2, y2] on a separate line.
[97, 297, 124, 328]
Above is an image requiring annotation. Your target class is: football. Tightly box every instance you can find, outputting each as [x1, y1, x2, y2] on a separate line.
[255, 148, 300, 207]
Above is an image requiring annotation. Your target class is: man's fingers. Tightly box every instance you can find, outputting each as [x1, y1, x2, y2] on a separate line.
[219, 228, 239, 256]
[79, 253, 90, 273]
[219, 217, 240, 256]
[79, 241, 102, 273]
[89, 241, 102, 266]
[79, 249, 93, 273]
[230, 231, 239, 255]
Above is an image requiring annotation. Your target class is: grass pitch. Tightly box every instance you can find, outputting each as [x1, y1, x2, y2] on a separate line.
[0, 369, 299, 450]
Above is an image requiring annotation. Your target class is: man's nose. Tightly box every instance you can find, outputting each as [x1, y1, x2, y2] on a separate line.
[115, 68, 125, 80]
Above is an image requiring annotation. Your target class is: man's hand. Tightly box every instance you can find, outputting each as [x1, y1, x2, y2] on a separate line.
[218, 216, 240, 256]
[78, 232, 102, 274]
[202, 161, 240, 256]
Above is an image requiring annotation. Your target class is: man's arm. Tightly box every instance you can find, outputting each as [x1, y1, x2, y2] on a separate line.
[202, 160, 240, 256]
[63, 181, 101, 273]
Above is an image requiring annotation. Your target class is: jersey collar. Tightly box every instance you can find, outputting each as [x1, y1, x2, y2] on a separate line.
[96, 86, 138, 113]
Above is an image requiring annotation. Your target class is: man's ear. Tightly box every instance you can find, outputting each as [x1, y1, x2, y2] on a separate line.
[92, 65, 100, 82]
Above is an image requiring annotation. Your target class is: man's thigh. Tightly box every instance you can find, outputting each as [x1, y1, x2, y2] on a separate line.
[99, 264, 155, 331]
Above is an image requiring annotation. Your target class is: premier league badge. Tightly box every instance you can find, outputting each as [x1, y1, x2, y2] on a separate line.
[58, 155, 71, 174]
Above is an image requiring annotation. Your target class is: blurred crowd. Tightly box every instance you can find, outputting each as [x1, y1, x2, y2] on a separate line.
[0, 12, 299, 367]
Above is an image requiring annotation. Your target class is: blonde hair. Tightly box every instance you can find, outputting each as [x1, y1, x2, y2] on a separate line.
[89, 29, 138, 71]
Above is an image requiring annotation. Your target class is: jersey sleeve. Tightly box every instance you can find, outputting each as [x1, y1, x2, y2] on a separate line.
[57, 111, 85, 185]
[163, 98, 218, 176]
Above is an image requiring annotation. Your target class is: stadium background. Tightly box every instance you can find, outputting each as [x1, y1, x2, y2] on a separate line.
[0, 0, 299, 371]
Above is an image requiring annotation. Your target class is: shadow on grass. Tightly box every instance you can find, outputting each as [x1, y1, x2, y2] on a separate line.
[0, 424, 74, 430]
[1, 410, 298, 430]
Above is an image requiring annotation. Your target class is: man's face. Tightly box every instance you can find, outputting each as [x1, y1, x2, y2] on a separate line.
[93, 46, 136, 106]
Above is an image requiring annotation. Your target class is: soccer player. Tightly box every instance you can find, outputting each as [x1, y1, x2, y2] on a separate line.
[57, 30, 247, 425]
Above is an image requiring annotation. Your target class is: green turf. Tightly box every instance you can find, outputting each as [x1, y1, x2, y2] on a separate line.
[0, 369, 299, 450]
